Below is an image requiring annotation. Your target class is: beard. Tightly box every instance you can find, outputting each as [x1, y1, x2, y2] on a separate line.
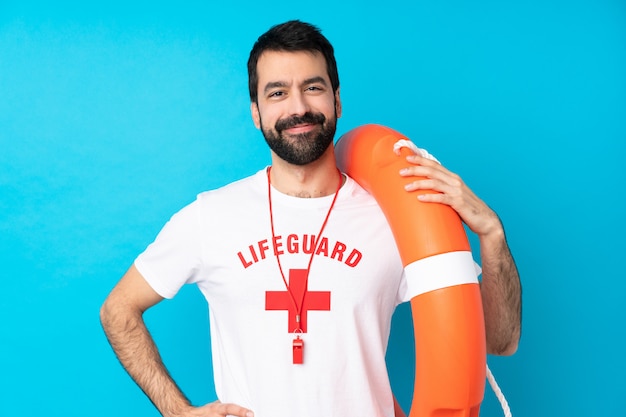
[260, 111, 337, 166]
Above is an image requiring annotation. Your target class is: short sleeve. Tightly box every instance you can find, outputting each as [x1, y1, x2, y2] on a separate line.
[134, 201, 202, 299]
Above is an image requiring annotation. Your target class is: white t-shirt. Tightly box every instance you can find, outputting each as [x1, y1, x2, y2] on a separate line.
[136, 168, 418, 417]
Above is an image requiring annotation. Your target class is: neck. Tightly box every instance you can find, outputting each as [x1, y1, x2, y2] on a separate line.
[269, 147, 342, 198]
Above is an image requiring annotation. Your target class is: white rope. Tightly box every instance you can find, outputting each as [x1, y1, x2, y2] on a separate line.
[486, 364, 512, 417]
[392, 139, 440, 163]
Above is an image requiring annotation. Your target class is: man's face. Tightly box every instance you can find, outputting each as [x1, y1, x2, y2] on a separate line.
[251, 50, 342, 166]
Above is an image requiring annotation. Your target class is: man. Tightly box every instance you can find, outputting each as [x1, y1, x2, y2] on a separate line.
[100, 20, 521, 417]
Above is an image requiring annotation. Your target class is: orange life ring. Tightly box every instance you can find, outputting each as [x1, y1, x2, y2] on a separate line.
[335, 124, 486, 417]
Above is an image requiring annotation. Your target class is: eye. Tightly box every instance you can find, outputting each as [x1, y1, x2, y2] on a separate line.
[305, 85, 324, 93]
[267, 90, 286, 99]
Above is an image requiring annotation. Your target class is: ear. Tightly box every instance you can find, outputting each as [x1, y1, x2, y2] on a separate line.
[251, 102, 261, 129]
[334, 88, 342, 118]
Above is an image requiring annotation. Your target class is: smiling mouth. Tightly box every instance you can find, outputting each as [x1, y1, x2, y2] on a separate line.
[275, 112, 326, 134]
[283, 124, 318, 134]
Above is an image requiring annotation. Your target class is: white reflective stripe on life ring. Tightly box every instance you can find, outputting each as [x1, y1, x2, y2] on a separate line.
[404, 250, 479, 298]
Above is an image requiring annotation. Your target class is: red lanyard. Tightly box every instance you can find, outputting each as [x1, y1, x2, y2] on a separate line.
[267, 167, 342, 364]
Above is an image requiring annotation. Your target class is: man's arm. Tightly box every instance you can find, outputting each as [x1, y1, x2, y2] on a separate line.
[100, 265, 192, 416]
[400, 154, 522, 355]
[100, 265, 254, 417]
[476, 221, 521, 355]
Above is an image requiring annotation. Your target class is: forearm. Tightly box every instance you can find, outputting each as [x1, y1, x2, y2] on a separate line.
[479, 222, 522, 355]
[100, 302, 191, 417]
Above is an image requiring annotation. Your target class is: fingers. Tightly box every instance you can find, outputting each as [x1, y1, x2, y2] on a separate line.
[401, 154, 460, 183]
[218, 402, 254, 417]
[199, 401, 254, 417]
[398, 153, 497, 235]
[400, 155, 464, 198]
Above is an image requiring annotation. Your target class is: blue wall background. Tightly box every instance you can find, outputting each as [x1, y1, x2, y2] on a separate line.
[1, 1, 624, 416]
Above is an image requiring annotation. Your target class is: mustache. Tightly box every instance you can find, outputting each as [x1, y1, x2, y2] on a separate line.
[275, 112, 326, 132]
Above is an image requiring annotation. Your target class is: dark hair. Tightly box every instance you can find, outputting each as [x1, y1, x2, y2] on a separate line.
[247, 20, 340, 103]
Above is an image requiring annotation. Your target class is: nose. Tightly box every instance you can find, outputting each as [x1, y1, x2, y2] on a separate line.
[288, 91, 310, 116]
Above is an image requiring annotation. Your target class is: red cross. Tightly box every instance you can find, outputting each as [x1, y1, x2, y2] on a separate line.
[265, 268, 331, 333]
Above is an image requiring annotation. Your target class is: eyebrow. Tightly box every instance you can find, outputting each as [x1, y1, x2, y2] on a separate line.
[263, 76, 328, 94]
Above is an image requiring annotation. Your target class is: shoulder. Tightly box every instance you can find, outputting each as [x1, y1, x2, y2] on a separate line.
[196, 169, 267, 205]
[337, 174, 380, 208]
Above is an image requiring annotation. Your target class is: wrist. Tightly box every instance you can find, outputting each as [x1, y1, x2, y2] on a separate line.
[163, 401, 194, 417]
[479, 214, 505, 247]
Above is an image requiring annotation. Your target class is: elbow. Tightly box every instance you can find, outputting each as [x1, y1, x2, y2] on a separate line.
[99, 293, 126, 333]
[99, 291, 146, 337]
[486, 326, 521, 356]
[100, 297, 114, 332]
[488, 341, 518, 356]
